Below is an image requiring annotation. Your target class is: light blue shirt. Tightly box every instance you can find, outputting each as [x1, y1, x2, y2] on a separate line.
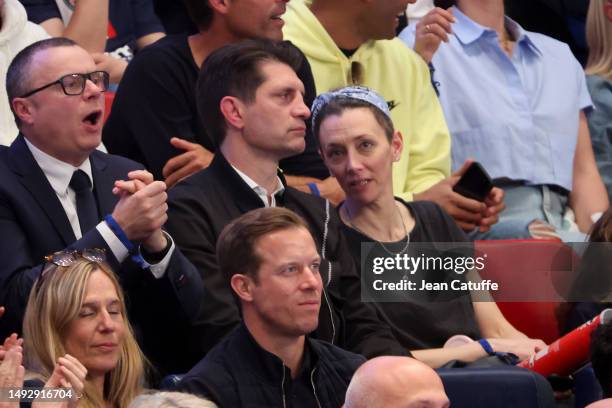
[399, 8, 592, 191]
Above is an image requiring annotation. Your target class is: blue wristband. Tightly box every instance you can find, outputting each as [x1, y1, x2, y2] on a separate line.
[104, 215, 148, 268]
[104, 214, 134, 252]
[307, 182, 320, 197]
[478, 339, 495, 356]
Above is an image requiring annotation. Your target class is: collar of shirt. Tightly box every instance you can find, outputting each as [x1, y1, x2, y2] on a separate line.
[451, 6, 542, 57]
[24, 138, 93, 196]
[231, 165, 285, 207]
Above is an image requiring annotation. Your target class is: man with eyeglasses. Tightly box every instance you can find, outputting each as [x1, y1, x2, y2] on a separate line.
[0, 37, 203, 380]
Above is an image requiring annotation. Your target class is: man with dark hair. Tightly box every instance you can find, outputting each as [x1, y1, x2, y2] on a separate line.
[0, 38, 202, 378]
[102, 0, 343, 203]
[165, 39, 409, 371]
[178, 207, 366, 407]
[591, 322, 612, 398]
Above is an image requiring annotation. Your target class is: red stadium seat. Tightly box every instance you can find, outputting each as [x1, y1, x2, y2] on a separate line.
[475, 239, 580, 344]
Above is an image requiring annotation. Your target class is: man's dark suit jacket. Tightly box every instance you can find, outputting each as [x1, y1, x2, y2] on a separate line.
[0, 135, 203, 377]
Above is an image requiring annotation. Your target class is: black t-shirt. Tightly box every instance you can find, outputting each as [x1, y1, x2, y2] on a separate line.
[102, 35, 330, 181]
[20, 0, 164, 58]
[153, 0, 196, 35]
[341, 200, 481, 350]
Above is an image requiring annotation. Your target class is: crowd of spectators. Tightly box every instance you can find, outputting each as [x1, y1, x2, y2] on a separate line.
[0, 0, 610, 406]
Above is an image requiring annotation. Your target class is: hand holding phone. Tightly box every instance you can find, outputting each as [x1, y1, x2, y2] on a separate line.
[452, 162, 493, 202]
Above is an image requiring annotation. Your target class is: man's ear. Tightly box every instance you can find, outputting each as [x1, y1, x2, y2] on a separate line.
[208, 0, 230, 15]
[230, 274, 254, 302]
[391, 130, 404, 162]
[11, 98, 35, 126]
[220, 96, 245, 131]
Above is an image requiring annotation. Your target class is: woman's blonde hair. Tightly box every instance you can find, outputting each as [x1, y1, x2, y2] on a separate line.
[24, 258, 145, 408]
[586, 0, 612, 80]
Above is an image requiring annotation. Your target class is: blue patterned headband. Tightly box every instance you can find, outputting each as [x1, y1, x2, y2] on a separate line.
[311, 86, 391, 130]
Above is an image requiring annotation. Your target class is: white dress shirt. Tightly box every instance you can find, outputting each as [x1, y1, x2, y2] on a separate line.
[232, 165, 285, 208]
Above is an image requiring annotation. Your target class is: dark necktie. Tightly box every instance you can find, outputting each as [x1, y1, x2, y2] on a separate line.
[69, 170, 99, 235]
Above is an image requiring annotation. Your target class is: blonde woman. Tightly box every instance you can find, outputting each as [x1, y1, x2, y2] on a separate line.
[585, 0, 612, 202]
[24, 250, 145, 408]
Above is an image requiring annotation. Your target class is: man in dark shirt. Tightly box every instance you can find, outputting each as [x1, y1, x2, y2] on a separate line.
[178, 207, 366, 407]
[102, 0, 343, 203]
[164, 39, 409, 372]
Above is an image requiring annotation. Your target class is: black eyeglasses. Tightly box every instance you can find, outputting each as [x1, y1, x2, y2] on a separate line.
[37, 249, 107, 289]
[20, 71, 110, 98]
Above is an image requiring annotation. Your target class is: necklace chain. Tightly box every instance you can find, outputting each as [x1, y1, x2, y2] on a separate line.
[344, 201, 410, 256]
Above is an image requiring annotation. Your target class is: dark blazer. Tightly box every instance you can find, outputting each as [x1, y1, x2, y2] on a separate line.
[0, 135, 203, 378]
[164, 153, 409, 373]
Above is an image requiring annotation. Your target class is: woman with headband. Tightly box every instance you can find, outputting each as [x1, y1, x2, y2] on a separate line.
[312, 86, 545, 367]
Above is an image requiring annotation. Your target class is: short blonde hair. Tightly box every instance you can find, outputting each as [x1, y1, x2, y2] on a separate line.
[24, 258, 145, 408]
[586, 0, 612, 80]
[129, 391, 218, 408]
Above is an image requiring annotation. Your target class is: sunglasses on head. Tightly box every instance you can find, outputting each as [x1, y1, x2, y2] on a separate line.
[37, 248, 107, 289]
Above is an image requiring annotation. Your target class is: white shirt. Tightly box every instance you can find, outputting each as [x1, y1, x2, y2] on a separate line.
[25, 139, 172, 278]
[232, 165, 285, 207]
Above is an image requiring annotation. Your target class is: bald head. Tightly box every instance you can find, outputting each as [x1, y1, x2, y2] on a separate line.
[344, 357, 449, 408]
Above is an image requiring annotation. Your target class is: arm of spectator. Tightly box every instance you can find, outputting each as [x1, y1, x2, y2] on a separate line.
[473, 300, 547, 359]
[0, 334, 23, 363]
[478, 187, 505, 232]
[92, 53, 128, 85]
[411, 301, 545, 368]
[111, 170, 168, 251]
[570, 111, 609, 232]
[285, 176, 345, 206]
[162, 138, 214, 188]
[411, 343, 491, 368]
[0, 345, 24, 408]
[164, 187, 241, 355]
[473, 301, 528, 340]
[39, 0, 109, 53]
[392, 51, 450, 201]
[131, 0, 166, 51]
[111, 170, 205, 323]
[0, 307, 23, 364]
[136, 32, 166, 50]
[412, 7, 455, 64]
[414, 160, 485, 230]
[32, 355, 87, 408]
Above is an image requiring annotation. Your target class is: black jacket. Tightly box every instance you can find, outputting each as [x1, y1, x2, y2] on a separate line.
[164, 154, 409, 372]
[177, 323, 366, 407]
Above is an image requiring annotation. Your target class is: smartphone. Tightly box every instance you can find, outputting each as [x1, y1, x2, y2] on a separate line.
[452, 162, 493, 202]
